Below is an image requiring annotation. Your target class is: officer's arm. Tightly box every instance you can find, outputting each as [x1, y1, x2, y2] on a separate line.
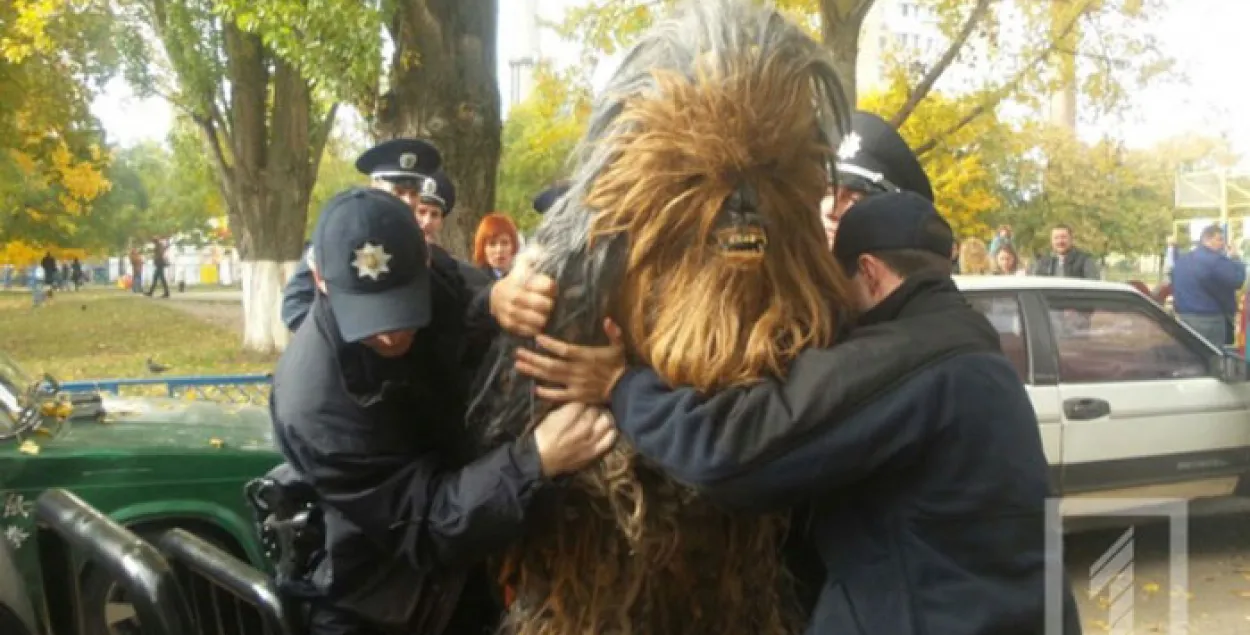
[280, 254, 316, 332]
[286, 406, 546, 571]
[609, 339, 938, 511]
[612, 363, 936, 511]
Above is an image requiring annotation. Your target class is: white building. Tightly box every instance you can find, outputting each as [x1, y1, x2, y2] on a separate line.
[857, 0, 948, 96]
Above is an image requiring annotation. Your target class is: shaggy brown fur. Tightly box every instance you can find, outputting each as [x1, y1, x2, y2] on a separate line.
[472, 3, 856, 634]
[587, 62, 851, 393]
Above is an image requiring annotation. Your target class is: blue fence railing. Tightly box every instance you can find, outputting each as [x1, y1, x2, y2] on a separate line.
[60, 374, 273, 406]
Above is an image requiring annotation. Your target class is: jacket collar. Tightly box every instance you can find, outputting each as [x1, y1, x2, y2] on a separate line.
[856, 272, 966, 328]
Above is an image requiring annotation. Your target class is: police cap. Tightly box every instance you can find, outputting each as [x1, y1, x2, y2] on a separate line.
[832, 190, 953, 274]
[532, 182, 571, 215]
[835, 111, 934, 203]
[419, 169, 456, 216]
[312, 187, 432, 342]
[355, 138, 442, 186]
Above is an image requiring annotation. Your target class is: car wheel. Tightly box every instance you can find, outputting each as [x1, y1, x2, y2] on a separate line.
[79, 524, 239, 635]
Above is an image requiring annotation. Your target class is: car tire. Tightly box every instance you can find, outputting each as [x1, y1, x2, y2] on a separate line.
[79, 523, 240, 635]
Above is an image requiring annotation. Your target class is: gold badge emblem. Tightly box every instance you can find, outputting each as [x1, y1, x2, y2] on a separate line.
[352, 242, 392, 281]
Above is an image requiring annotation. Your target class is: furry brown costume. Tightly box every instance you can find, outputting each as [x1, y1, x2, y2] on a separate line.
[469, 1, 855, 633]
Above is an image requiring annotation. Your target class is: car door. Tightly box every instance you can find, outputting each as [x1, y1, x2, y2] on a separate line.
[1042, 289, 1250, 502]
[964, 290, 1064, 490]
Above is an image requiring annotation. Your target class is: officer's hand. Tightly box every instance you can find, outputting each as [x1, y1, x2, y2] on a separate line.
[532, 403, 618, 478]
[490, 250, 557, 338]
[514, 319, 627, 405]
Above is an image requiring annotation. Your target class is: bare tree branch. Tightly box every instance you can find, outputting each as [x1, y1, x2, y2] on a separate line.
[889, 0, 994, 128]
[913, 0, 1095, 156]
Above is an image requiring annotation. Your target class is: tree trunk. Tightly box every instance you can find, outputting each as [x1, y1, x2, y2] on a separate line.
[374, 0, 501, 260]
[218, 22, 330, 353]
[821, 0, 876, 107]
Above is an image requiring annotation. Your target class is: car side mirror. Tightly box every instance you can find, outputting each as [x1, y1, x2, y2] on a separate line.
[1214, 352, 1248, 384]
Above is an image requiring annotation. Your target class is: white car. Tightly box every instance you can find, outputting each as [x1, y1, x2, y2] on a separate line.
[954, 275, 1250, 530]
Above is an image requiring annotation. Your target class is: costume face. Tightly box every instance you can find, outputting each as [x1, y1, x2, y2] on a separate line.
[586, 55, 852, 393]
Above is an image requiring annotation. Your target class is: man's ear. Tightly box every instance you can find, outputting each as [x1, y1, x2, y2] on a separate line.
[856, 254, 880, 292]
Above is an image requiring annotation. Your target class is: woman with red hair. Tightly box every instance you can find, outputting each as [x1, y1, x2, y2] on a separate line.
[473, 213, 520, 279]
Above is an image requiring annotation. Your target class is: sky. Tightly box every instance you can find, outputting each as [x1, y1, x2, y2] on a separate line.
[90, 0, 1250, 163]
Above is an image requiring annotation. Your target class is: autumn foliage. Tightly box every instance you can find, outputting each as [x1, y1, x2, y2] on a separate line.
[1, 0, 114, 260]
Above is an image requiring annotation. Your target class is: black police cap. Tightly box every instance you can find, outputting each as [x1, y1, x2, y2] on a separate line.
[419, 169, 456, 216]
[355, 138, 442, 184]
[832, 190, 953, 274]
[835, 111, 934, 203]
[311, 187, 432, 342]
[532, 182, 571, 215]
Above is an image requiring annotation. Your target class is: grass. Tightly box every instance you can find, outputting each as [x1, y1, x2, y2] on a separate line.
[0, 288, 277, 381]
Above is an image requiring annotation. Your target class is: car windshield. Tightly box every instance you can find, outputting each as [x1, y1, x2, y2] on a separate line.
[0, 353, 35, 435]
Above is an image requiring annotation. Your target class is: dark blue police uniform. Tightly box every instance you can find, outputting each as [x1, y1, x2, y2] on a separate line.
[271, 187, 548, 635]
[420, 169, 492, 294]
[607, 193, 1081, 635]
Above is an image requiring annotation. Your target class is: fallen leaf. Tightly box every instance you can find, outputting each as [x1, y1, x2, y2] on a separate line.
[1143, 582, 1160, 594]
[18, 440, 39, 455]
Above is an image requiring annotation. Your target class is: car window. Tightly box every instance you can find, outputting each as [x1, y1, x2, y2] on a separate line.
[966, 293, 1029, 381]
[1046, 295, 1209, 383]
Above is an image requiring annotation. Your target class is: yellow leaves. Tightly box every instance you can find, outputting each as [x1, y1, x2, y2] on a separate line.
[10, 150, 38, 177]
[859, 81, 1005, 239]
[1, 0, 65, 63]
[0, 241, 90, 266]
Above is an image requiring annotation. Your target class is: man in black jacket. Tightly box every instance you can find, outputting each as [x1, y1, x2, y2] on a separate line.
[271, 187, 618, 635]
[540, 192, 1080, 634]
[1030, 224, 1100, 279]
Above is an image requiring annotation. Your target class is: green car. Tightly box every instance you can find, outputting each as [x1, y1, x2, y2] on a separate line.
[0, 353, 282, 635]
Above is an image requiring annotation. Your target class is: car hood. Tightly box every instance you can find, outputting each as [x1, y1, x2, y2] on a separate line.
[24, 396, 275, 453]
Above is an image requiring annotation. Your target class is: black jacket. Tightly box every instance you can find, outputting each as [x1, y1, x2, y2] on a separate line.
[271, 283, 543, 632]
[609, 275, 1081, 635]
[1030, 248, 1100, 279]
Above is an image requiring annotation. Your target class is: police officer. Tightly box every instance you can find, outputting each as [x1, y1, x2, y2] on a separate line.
[271, 186, 618, 635]
[822, 110, 935, 249]
[410, 167, 493, 292]
[579, 192, 1081, 634]
[283, 138, 442, 332]
[282, 139, 488, 331]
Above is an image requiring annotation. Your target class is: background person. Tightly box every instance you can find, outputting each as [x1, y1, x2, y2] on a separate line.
[1030, 224, 1100, 279]
[472, 213, 520, 280]
[1172, 224, 1246, 346]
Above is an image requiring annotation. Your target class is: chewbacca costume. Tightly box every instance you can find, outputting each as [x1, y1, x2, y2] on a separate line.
[468, 1, 856, 633]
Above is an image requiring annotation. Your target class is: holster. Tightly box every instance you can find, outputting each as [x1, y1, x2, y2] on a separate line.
[245, 463, 325, 599]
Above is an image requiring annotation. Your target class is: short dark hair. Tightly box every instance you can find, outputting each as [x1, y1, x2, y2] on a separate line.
[1052, 224, 1073, 235]
[866, 248, 953, 278]
[1201, 224, 1224, 241]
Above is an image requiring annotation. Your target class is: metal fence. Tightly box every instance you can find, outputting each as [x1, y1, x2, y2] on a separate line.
[35, 488, 196, 635]
[60, 374, 272, 406]
[159, 529, 302, 635]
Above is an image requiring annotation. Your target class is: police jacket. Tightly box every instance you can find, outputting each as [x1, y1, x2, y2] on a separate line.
[271, 295, 548, 632]
[1172, 245, 1246, 317]
[1030, 248, 1099, 279]
[609, 275, 1082, 635]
